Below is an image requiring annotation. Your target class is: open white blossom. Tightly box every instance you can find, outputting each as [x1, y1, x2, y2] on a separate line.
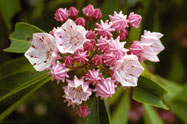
[25, 33, 56, 71]
[112, 55, 144, 87]
[54, 19, 87, 54]
[140, 30, 164, 62]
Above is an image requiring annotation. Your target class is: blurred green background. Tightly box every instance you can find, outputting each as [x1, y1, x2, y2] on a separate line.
[0, 0, 187, 123]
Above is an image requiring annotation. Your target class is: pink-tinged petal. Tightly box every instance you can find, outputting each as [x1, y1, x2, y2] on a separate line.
[63, 76, 92, 107]
[50, 61, 69, 84]
[93, 78, 116, 99]
[86, 69, 102, 85]
[82, 4, 95, 18]
[25, 33, 56, 71]
[54, 19, 87, 54]
[92, 54, 103, 65]
[95, 20, 115, 39]
[128, 12, 142, 28]
[109, 11, 129, 33]
[54, 8, 68, 22]
[112, 55, 144, 87]
[77, 106, 90, 118]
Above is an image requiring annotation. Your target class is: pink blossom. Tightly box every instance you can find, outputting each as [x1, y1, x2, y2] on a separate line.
[96, 36, 110, 52]
[74, 49, 88, 64]
[92, 8, 102, 21]
[63, 76, 92, 107]
[112, 55, 144, 87]
[49, 27, 57, 36]
[94, 78, 116, 99]
[84, 39, 96, 52]
[77, 106, 90, 118]
[103, 53, 116, 66]
[75, 17, 85, 26]
[54, 19, 87, 54]
[64, 55, 74, 66]
[25, 33, 56, 71]
[50, 61, 69, 84]
[128, 12, 142, 28]
[108, 37, 128, 59]
[82, 4, 95, 18]
[68, 7, 78, 18]
[129, 41, 144, 56]
[86, 69, 102, 85]
[86, 31, 96, 39]
[109, 11, 129, 33]
[51, 48, 61, 64]
[119, 29, 128, 41]
[140, 30, 164, 62]
[54, 8, 68, 22]
[92, 54, 103, 65]
[95, 20, 115, 39]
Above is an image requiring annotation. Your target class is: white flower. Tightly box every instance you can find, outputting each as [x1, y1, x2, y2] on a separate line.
[112, 55, 144, 87]
[54, 19, 87, 54]
[63, 76, 92, 107]
[25, 33, 56, 71]
[140, 30, 164, 62]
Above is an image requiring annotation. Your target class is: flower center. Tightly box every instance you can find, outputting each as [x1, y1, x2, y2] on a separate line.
[71, 37, 79, 45]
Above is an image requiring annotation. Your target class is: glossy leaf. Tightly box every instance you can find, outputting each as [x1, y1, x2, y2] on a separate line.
[86, 98, 111, 124]
[0, 57, 34, 78]
[133, 76, 169, 110]
[0, 71, 50, 120]
[111, 88, 130, 124]
[4, 22, 44, 53]
[144, 104, 165, 124]
[155, 75, 187, 123]
[173, 85, 187, 102]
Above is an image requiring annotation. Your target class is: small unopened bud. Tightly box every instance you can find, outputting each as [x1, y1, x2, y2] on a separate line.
[75, 17, 85, 26]
[68, 7, 79, 18]
[54, 8, 68, 22]
[92, 8, 102, 21]
[82, 4, 95, 18]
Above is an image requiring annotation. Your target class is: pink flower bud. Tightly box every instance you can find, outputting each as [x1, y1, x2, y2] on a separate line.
[50, 61, 69, 84]
[82, 4, 95, 18]
[73, 49, 88, 64]
[84, 39, 96, 51]
[92, 8, 102, 21]
[94, 78, 116, 99]
[129, 41, 144, 56]
[128, 12, 142, 28]
[75, 17, 85, 26]
[103, 53, 116, 66]
[92, 54, 103, 65]
[64, 55, 74, 66]
[119, 29, 128, 41]
[77, 106, 90, 118]
[68, 7, 79, 18]
[86, 69, 102, 85]
[86, 31, 96, 39]
[54, 8, 68, 22]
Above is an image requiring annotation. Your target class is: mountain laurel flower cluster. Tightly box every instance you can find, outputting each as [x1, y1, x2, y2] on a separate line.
[24, 4, 164, 118]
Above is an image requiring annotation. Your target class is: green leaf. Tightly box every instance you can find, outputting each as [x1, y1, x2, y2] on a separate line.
[0, 57, 34, 78]
[0, 0, 20, 30]
[173, 85, 187, 102]
[4, 22, 44, 53]
[108, 86, 123, 106]
[155, 75, 187, 123]
[86, 98, 111, 124]
[0, 71, 51, 120]
[133, 76, 169, 110]
[144, 104, 165, 124]
[111, 88, 130, 124]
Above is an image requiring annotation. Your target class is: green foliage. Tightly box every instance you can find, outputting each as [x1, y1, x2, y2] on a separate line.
[86, 98, 111, 124]
[0, 71, 51, 121]
[111, 88, 130, 124]
[4, 22, 44, 53]
[0, 57, 34, 78]
[144, 104, 165, 124]
[133, 76, 169, 110]
[108, 86, 123, 105]
[0, 0, 20, 30]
